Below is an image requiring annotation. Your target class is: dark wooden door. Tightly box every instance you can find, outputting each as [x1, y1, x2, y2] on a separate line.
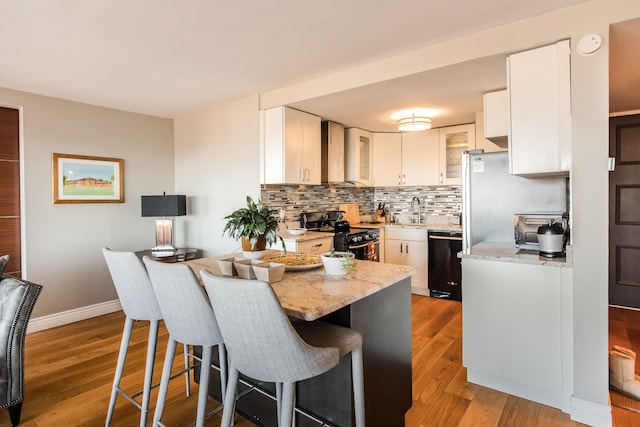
[609, 114, 640, 308]
[0, 107, 21, 277]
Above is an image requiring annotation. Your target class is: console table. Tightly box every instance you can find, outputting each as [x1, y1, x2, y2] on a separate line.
[134, 248, 202, 263]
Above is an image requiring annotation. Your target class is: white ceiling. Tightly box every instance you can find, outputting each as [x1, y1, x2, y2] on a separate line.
[1, 0, 599, 129]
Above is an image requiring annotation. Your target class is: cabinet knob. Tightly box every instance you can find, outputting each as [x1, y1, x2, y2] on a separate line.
[439, 173, 443, 184]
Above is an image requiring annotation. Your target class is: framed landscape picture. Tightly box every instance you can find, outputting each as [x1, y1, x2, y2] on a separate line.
[52, 153, 124, 204]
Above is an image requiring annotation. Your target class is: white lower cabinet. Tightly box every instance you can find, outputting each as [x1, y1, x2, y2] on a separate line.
[461, 258, 573, 411]
[385, 228, 428, 295]
[281, 236, 333, 255]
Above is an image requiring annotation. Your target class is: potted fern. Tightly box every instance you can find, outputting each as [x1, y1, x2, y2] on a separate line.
[223, 196, 283, 258]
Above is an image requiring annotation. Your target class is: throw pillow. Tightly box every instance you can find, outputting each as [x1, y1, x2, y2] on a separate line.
[0, 254, 8, 276]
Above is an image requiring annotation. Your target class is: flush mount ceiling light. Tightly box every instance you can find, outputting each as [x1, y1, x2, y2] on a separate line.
[391, 109, 435, 132]
[397, 115, 432, 132]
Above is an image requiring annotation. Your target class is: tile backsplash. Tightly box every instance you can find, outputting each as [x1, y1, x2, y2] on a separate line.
[261, 184, 461, 227]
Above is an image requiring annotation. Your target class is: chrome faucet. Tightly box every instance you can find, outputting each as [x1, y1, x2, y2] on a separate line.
[410, 196, 421, 224]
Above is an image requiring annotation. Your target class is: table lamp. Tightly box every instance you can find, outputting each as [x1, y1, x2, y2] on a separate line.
[141, 194, 187, 254]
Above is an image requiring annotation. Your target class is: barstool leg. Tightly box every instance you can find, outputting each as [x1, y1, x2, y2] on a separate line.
[275, 382, 282, 426]
[196, 346, 213, 427]
[218, 344, 228, 401]
[351, 348, 366, 427]
[153, 337, 177, 426]
[106, 317, 134, 426]
[184, 343, 191, 397]
[139, 320, 159, 427]
[221, 365, 240, 427]
[280, 382, 295, 427]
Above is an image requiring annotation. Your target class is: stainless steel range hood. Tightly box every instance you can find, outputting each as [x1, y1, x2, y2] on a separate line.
[321, 120, 345, 183]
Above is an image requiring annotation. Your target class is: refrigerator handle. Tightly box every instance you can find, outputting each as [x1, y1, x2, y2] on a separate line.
[461, 151, 473, 253]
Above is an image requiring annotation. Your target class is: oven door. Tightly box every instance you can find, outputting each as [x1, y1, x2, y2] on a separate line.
[348, 240, 380, 262]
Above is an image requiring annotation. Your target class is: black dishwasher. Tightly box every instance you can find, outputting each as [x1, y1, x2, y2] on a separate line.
[428, 230, 463, 301]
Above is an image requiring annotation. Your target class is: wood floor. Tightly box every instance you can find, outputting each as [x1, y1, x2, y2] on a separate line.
[609, 306, 640, 427]
[4, 296, 635, 426]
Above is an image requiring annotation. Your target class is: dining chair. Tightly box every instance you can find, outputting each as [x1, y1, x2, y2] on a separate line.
[142, 257, 227, 427]
[102, 248, 191, 427]
[200, 270, 365, 427]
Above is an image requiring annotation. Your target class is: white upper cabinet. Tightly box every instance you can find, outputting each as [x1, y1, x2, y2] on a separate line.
[482, 90, 509, 150]
[372, 125, 473, 187]
[345, 128, 373, 185]
[403, 129, 440, 186]
[372, 132, 402, 186]
[508, 40, 571, 176]
[263, 106, 321, 185]
[372, 130, 439, 186]
[475, 111, 507, 153]
[438, 124, 475, 185]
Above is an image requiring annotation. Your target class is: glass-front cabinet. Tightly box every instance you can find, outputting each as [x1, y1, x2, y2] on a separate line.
[438, 124, 475, 185]
[345, 128, 373, 186]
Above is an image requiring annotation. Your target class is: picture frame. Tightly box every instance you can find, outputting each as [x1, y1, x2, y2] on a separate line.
[52, 153, 124, 204]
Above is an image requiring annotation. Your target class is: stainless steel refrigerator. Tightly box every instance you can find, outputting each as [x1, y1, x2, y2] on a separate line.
[461, 150, 568, 252]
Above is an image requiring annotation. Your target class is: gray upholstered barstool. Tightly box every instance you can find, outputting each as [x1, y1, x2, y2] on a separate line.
[143, 257, 227, 427]
[201, 270, 365, 427]
[102, 248, 191, 427]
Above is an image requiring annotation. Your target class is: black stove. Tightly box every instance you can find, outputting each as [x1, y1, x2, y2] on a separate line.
[299, 210, 380, 261]
[299, 211, 342, 232]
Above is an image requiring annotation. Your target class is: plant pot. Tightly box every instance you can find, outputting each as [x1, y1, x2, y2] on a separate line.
[321, 252, 355, 276]
[241, 235, 267, 252]
[241, 236, 267, 259]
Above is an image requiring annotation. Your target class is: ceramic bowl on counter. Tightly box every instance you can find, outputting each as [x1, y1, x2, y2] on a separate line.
[321, 251, 355, 276]
[252, 262, 286, 283]
[234, 259, 265, 280]
[218, 257, 248, 276]
[288, 228, 307, 235]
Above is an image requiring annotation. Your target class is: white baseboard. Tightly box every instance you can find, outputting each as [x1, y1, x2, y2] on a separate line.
[28, 299, 122, 334]
[412, 288, 430, 296]
[570, 395, 612, 427]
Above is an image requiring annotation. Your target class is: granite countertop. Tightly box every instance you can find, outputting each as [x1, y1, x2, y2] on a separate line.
[459, 241, 572, 267]
[278, 230, 334, 242]
[186, 251, 416, 321]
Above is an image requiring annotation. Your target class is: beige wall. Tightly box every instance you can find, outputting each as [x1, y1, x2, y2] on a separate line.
[173, 95, 261, 256]
[0, 87, 174, 318]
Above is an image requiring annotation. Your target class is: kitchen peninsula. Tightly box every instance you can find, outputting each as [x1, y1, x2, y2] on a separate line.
[186, 253, 416, 427]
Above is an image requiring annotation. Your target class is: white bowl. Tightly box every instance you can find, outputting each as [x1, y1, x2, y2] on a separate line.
[321, 252, 355, 276]
[218, 257, 247, 276]
[234, 259, 264, 279]
[288, 228, 307, 235]
[252, 262, 286, 283]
